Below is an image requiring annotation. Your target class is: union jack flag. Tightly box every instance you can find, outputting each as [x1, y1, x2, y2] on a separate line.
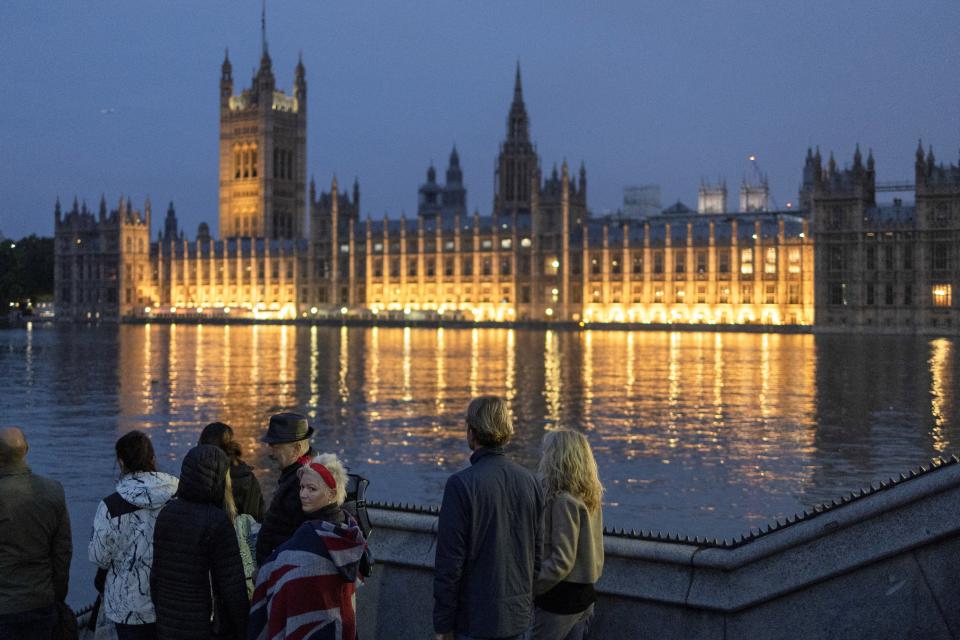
[249, 517, 367, 640]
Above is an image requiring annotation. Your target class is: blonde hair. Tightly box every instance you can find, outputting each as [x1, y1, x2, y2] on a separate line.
[466, 396, 514, 448]
[223, 468, 237, 524]
[539, 429, 604, 513]
[297, 452, 348, 507]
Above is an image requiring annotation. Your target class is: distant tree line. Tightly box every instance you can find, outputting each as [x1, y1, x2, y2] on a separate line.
[0, 236, 54, 312]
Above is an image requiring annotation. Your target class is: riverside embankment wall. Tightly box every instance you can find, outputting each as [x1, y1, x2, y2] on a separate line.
[358, 457, 960, 639]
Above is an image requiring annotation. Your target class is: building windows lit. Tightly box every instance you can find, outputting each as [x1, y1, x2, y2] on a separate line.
[788, 247, 801, 274]
[740, 248, 753, 275]
[764, 247, 777, 275]
[787, 284, 801, 305]
[933, 284, 952, 307]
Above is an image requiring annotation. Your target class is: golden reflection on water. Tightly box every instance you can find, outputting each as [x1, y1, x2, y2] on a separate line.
[929, 338, 953, 453]
[544, 330, 561, 425]
[109, 325, 959, 535]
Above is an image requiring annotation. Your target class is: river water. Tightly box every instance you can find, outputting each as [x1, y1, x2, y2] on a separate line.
[0, 323, 957, 607]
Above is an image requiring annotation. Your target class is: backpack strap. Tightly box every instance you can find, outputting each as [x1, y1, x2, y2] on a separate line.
[103, 491, 141, 519]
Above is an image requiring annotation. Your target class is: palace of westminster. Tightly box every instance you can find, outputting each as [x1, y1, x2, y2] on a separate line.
[53, 31, 960, 333]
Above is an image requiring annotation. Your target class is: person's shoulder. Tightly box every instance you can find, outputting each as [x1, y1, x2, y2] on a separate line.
[504, 456, 540, 481]
[30, 472, 66, 501]
[231, 461, 254, 478]
[550, 490, 586, 511]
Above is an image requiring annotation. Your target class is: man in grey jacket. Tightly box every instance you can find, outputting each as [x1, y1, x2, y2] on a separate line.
[0, 427, 72, 640]
[434, 396, 544, 640]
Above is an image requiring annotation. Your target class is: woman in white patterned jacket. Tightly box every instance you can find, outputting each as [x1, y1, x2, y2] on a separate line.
[89, 430, 178, 640]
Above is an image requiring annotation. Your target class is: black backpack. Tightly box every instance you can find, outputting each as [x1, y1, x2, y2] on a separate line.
[342, 473, 374, 576]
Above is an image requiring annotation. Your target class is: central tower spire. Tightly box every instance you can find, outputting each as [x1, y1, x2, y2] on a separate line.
[261, 0, 268, 59]
[494, 63, 538, 219]
[514, 60, 523, 103]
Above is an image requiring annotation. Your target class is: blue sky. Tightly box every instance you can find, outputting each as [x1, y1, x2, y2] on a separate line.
[1, 1, 958, 239]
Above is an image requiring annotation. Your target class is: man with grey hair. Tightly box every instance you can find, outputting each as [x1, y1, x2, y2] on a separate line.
[434, 396, 544, 640]
[0, 427, 72, 640]
[255, 412, 317, 564]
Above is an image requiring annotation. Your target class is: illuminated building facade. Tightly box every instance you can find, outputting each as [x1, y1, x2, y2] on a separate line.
[811, 144, 960, 333]
[54, 31, 820, 327]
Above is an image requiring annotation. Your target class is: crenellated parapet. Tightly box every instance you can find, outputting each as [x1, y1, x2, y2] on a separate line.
[915, 141, 960, 196]
[54, 195, 154, 322]
[812, 145, 876, 203]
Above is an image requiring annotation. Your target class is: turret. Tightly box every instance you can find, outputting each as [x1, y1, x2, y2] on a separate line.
[579, 161, 587, 199]
[295, 52, 307, 107]
[163, 202, 179, 242]
[353, 177, 360, 209]
[221, 49, 233, 109]
[916, 139, 926, 182]
[54, 196, 61, 224]
[507, 62, 530, 143]
[254, 3, 275, 99]
[419, 163, 442, 219]
[99, 195, 107, 222]
[442, 146, 467, 220]
[446, 146, 462, 185]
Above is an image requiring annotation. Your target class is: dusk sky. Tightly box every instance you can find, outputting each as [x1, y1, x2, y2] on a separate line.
[1, 1, 958, 240]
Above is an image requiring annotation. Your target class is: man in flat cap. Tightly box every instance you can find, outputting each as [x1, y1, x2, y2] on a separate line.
[255, 413, 316, 564]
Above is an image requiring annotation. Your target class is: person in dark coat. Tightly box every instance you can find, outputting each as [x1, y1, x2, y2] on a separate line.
[0, 427, 72, 640]
[254, 413, 316, 564]
[433, 397, 544, 640]
[152, 445, 249, 640]
[199, 422, 265, 522]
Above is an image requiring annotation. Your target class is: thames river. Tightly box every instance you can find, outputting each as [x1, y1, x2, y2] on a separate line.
[1, 323, 957, 607]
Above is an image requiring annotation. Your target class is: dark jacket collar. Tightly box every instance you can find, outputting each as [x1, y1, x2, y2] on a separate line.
[0, 460, 30, 478]
[280, 447, 316, 481]
[470, 446, 505, 465]
[304, 502, 343, 524]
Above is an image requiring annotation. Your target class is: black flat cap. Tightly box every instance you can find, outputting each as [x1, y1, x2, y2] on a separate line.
[261, 412, 314, 444]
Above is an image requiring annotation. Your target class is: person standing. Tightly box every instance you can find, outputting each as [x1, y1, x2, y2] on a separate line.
[532, 429, 605, 640]
[151, 445, 248, 640]
[0, 427, 72, 640]
[89, 430, 178, 640]
[249, 453, 367, 640]
[198, 422, 264, 522]
[254, 413, 316, 564]
[433, 397, 544, 640]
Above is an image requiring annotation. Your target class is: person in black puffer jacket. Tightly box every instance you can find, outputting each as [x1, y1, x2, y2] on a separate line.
[152, 445, 249, 640]
[199, 422, 265, 522]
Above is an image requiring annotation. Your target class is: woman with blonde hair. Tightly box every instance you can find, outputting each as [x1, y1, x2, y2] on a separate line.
[249, 453, 367, 640]
[533, 429, 605, 640]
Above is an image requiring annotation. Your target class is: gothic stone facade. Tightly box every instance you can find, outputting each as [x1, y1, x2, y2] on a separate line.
[55, 42, 819, 326]
[811, 144, 960, 333]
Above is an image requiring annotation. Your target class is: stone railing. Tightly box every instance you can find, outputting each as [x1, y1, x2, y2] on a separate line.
[358, 456, 960, 639]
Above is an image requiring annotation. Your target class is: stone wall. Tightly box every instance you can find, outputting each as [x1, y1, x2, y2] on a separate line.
[358, 457, 960, 639]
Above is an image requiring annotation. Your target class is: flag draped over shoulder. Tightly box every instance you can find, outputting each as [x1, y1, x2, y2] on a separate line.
[249, 517, 367, 640]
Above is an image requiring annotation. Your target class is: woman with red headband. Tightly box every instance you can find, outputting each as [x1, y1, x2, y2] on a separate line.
[249, 453, 367, 640]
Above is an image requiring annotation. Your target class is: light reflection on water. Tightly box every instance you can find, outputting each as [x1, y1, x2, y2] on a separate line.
[0, 324, 958, 607]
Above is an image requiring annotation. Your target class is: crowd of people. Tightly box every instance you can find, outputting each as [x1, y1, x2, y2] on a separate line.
[0, 396, 606, 640]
